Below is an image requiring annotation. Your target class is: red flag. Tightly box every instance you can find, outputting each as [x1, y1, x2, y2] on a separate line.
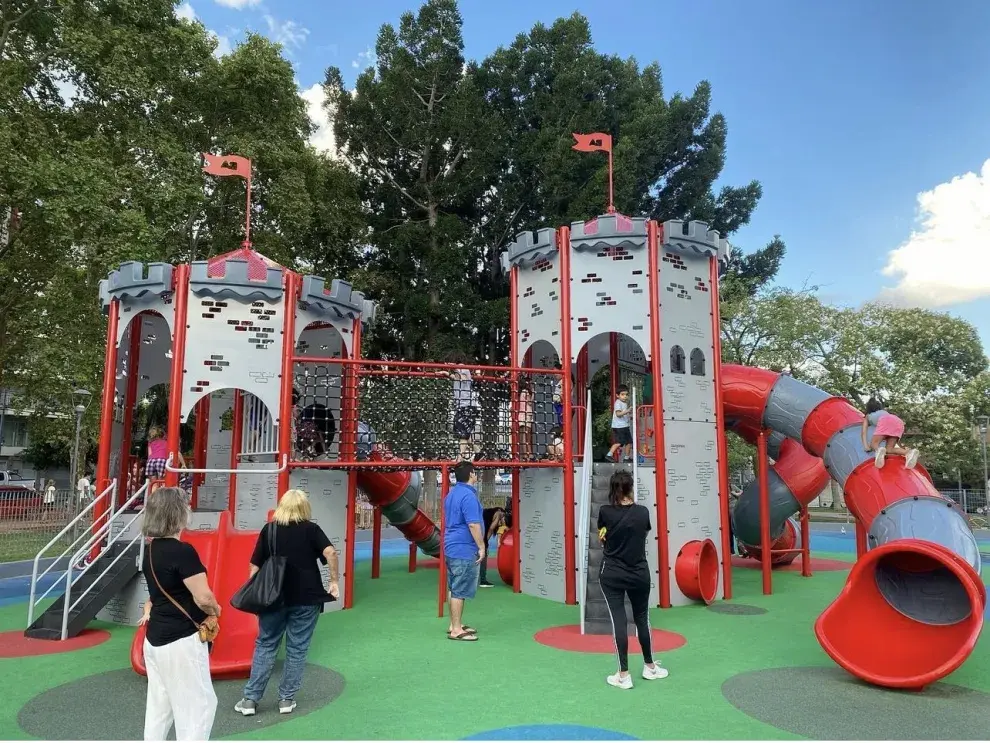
[202, 153, 252, 181]
[571, 132, 612, 153]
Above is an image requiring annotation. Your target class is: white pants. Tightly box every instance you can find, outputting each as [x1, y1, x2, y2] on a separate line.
[144, 633, 218, 741]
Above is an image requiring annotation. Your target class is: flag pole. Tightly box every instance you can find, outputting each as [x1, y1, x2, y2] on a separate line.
[243, 175, 252, 248]
[607, 149, 615, 214]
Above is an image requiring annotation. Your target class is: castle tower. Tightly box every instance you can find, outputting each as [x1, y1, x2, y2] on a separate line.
[502, 215, 730, 609]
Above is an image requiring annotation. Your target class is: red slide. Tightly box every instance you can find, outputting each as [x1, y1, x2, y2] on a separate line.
[131, 510, 260, 679]
[723, 364, 986, 689]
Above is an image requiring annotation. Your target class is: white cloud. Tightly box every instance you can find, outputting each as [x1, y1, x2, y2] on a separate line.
[211, 33, 232, 57]
[264, 15, 309, 50]
[351, 46, 376, 70]
[175, 2, 196, 21]
[300, 83, 336, 156]
[214, 0, 261, 8]
[880, 158, 990, 308]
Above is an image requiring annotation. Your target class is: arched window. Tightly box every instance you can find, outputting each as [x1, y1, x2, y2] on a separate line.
[690, 348, 706, 377]
[670, 345, 685, 374]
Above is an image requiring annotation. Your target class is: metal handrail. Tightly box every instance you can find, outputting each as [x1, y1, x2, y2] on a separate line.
[164, 452, 288, 474]
[57, 481, 149, 640]
[578, 390, 594, 635]
[27, 480, 117, 626]
[631, 387, 639, 492]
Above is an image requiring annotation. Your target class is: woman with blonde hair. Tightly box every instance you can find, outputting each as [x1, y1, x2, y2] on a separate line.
[235, 489, 339, 717]
[139, 486, 220, 740]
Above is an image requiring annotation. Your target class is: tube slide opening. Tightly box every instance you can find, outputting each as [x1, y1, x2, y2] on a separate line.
[815, 540, 985, 689]
[674, 539, 719, 605]
[874, 552, 973, 626]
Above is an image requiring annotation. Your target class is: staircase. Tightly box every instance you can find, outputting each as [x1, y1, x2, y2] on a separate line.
[25, 542, 141, 639]
[26, 479, 148, 641]
[582, 462, 637, 636]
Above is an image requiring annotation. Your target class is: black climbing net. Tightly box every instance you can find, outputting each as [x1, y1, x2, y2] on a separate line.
[292, 361, 566, 467]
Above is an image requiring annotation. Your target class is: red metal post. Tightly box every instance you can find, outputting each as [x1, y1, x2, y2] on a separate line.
[277, 271, 299, 499]
[408, 542, 417, 573]
[558, 226, 577, 605]
[855, 519, 867, 558]
[709, 255, 733, 600]
[575, 346, 589, 456]
[228, 390, 243, 513]
[342, 314, 362, 609]
[164, 264, 190, 488]
[646, 220, 670, 607]
[371, 508, 382, 579]
[800, 505, 812, 577]
[190, 395, 209, 509]
[509, 265, 522, 593]
[757, 429, 772, 595]
[117, 315, 143, 508]
[93, 298, 120, 553]
[437, 464, 449, 618]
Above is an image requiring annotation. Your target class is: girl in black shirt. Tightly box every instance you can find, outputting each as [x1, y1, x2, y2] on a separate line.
[597, 471, 669, 689]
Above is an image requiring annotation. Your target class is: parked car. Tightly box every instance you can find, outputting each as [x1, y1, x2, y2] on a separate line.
[0, 470, 35, 491]
[0, 471, 42, 519]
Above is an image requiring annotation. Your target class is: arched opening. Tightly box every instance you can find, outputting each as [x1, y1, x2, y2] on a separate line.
[670, 345, 686, 374]
[690, 348, 706, 377]
[293, 322, 345, 461]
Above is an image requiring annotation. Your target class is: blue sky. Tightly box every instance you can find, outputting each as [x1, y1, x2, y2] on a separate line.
[183, 0, 990, 351]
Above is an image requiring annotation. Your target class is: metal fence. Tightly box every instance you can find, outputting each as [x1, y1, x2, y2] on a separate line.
[0, 490, 93, 564]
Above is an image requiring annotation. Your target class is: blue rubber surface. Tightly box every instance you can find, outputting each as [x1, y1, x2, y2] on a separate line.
[464, 725, 638, 740]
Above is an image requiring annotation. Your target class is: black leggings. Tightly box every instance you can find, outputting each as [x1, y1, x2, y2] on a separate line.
[600, 578, 653, 672]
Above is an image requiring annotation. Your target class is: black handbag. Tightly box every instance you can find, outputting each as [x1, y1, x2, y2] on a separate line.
[231, 523, 286, 615]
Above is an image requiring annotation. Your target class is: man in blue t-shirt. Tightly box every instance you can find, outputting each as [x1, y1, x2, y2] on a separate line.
[443, 460, 485, 641]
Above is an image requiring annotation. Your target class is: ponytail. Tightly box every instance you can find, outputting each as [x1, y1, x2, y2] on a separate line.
[608, 470, 634, 506]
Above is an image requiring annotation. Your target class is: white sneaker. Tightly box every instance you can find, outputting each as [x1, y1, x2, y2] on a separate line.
[905, 449, 919, 469]
[642, 663, 669, 680]
[874, 447, 886, 468]
[607, 673, 633, 689]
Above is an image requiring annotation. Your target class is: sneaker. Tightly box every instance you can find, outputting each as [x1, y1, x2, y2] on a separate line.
[606, 673, 633, 689]
[643, 663, 669, 680]
[234, 699, 256, 716]
[479, 580, 494, 588]
[905, 449, 919, 469]
[874, 447, 886, 468]
[279, 699, 297, 714]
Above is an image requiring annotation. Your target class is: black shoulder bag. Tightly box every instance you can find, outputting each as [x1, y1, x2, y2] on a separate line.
[231, 523, 286, 615]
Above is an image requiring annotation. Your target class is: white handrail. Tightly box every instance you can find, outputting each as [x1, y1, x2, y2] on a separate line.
[57, 481, 149, 640]
[164, 452, 288, 474]
[631, 386, 639, 495]
[578, 390, 594, 635]
[27, 480, 117, 626]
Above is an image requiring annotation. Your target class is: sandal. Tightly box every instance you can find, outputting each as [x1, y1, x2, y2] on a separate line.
[448, 630, 478, 641]
[447, 626, 476, 636]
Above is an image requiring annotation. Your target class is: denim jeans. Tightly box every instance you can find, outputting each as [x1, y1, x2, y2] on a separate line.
[243, 604, 321, 702]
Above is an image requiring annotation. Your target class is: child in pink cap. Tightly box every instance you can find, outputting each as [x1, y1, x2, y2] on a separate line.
[862, 397, 919, 469]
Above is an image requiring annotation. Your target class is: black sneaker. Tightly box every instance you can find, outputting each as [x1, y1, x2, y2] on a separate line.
[279, 699, 297, 714]
[234, 699, 256, 716]
[479, 580, 494, 588]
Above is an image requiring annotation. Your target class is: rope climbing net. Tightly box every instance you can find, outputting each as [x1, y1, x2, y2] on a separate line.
[291, 360, 566, 469]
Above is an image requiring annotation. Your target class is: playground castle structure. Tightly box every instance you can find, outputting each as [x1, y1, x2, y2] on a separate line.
[24, 214, 985, 690]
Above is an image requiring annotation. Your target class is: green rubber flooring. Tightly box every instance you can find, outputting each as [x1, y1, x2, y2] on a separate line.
[1, 552, 988, 740]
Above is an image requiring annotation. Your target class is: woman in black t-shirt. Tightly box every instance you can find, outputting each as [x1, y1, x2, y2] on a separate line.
[597, 471, 669, 689]
[235, 489, 339, 717]
[139, 486, 221, 741]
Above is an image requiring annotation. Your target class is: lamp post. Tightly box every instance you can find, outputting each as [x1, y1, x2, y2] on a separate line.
[979, 416, 989, 512]
[69, 389, 92, 524]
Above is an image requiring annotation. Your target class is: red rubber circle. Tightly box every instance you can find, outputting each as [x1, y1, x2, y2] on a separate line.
[0, 628, 110, 658]
[534, 624, 686, 653]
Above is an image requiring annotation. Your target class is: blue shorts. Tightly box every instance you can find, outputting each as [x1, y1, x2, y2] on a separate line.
[446, 557, 480, 600]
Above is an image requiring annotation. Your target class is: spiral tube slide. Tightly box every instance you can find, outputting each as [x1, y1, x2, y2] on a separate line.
[723, 364, 985, 689]
[356, 451, 441, 557]
[726, 415, 829, 565]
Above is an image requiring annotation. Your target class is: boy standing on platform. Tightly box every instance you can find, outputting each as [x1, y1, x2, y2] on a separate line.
[606, 385, 633, 463]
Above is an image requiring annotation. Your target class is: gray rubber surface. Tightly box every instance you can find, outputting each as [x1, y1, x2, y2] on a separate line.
[18, 662, 345, 740]
[722, 666, 990, 740]
[706, 603, 767, 616]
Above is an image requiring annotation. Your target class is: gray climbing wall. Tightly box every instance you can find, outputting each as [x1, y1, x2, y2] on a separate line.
[518, 467, 566, 603]
[657, 223, 724, 607]
[197, 388, 233, 511]
[290, 468, 349, 612]
[568, 215, 651, 363]
[233, 461, 278, 530]
[180, 290, 285, 425]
